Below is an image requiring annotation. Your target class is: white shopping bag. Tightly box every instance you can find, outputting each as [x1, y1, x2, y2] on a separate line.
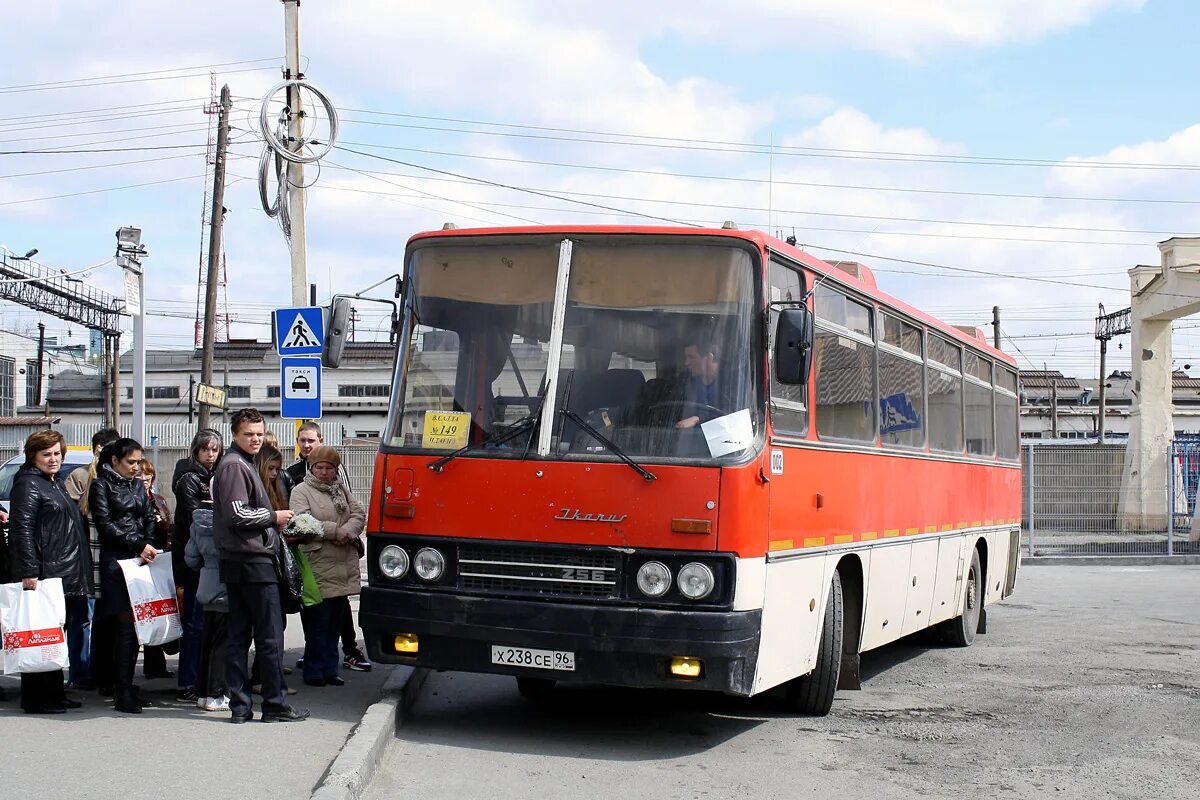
[118, 552, 182, 646]
[0, 577, 70, 675]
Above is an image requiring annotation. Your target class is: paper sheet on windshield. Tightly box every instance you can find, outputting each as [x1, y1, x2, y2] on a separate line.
[423, 411, 471, 449]
[701, 409, 753, 458]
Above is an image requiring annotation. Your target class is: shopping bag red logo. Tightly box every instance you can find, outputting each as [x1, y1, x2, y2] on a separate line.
[133, 597, 178, 623]
[4, 626, 67, 652]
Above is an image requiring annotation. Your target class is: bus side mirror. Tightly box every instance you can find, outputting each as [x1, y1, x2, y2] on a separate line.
[774, 307, 813, 385]
[323, 297, 351, 368]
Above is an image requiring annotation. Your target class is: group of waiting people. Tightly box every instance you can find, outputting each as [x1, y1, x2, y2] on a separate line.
[3, 412, 368, 723]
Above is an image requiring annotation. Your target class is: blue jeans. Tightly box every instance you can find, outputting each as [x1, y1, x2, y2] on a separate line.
[65, 595, 92, 686]
[177, 585, 205, 690]
[300, 596, 348, 682]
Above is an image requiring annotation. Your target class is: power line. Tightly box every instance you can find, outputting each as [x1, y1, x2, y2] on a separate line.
[0, 174, 205, 207]
[330, 138, 1200, 209]
[331, 109, 1200, 172]
[0, 59, 279, 94]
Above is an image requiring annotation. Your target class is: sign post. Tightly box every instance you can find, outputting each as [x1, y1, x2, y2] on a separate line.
[275, 305, 325, 420]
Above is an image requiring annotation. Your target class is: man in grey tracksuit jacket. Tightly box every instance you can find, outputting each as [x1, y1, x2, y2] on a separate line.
[212, 409, 307, 723]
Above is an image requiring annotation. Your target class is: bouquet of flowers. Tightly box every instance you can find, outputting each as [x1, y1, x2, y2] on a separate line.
[285, 512, 325, 540]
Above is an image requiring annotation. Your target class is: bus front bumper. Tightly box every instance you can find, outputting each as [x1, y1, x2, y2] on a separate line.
[359, 585, 761, 695]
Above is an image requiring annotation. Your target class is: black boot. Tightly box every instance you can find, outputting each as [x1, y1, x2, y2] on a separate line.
[114, 689, 142, 714]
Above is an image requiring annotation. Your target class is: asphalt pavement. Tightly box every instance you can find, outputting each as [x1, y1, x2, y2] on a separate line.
[366, 564, 1200, 800]
[0, 598, 392, 800]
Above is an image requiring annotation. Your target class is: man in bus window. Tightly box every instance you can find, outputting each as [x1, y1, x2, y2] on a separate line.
[676, 338, 725, 429]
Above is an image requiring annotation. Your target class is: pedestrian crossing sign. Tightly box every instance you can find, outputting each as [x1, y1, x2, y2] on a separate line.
[274, 306, 324, 355]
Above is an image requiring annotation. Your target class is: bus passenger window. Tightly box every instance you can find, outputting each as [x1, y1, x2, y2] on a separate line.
[964, 352, 994, 456]
[814, 285, 876, 443]
[879, 313, 924, 448]
[927, 335, 964, 453]
[995, 366, 1019, 459]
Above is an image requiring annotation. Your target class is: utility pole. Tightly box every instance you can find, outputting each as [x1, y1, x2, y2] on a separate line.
[992, 306, 1001, 350]
[283, 0, 308, 307]
[199, 85, 231, 430]
[34, 322, 45, 406]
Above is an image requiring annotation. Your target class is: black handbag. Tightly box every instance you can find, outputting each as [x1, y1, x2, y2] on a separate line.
[272, 530, 303, 613]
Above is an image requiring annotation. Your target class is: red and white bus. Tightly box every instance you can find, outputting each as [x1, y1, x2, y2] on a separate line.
[357, 224, 1021, 714]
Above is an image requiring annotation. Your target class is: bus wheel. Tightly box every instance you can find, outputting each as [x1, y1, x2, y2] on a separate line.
[516, 676, 556, 700]
[941, 549, 982, 647]
[786, 570, 844, 716]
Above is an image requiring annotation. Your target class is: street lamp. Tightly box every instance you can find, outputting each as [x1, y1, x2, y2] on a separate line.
[10, 247, 38, 261]
[115, 227, 147, 443]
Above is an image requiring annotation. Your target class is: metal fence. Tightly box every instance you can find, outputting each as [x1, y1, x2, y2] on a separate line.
[1024, 441, 1198, 557]
[1, 422, 378, 511]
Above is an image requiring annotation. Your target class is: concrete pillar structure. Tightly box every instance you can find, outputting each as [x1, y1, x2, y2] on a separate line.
[1119, 238, 1200, 530]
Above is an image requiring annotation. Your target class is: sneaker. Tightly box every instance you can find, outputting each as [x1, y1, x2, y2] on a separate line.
[177, 687, 198, 704]
[295, 658, 304, 670]
[201, 695, 229, 712]
[343, 651, 372, 672]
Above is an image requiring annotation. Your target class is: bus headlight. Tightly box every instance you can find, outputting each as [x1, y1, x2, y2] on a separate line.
[379, 545, 410, 579]
[413, 547, 446, 581]
[677, 562, 715, 600]
[636, 561, 672, 598]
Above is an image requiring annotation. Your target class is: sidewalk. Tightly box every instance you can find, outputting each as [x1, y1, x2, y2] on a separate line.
[0, 602, 393, 800]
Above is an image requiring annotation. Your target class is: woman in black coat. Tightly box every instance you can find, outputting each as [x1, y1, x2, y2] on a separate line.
[89, 437, 158, 715]
[8, 429, 93, 714]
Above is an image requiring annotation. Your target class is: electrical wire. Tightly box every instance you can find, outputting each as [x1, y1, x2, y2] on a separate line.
[0, 257, 115, 285]
[0, 174, 204, 207]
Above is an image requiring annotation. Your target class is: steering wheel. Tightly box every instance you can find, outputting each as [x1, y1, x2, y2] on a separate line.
[646, 400, 724, 427]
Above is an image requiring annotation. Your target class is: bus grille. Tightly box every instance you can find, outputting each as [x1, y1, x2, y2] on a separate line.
[457, 544, 621, 600]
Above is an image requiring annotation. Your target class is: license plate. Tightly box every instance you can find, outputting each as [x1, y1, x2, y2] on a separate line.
[490, 644, 576, 672]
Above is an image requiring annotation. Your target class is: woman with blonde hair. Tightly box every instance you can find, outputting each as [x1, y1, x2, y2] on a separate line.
[288, 445, 365, 686]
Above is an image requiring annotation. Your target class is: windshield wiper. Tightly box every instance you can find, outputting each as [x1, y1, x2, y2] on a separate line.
[560, 407, 657, 482]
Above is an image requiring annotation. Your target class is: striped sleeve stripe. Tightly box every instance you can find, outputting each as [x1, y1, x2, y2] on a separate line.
[231, 499, 272, 527]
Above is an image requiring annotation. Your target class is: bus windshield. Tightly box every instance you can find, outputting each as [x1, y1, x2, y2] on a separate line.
[387, 235, 761, 464]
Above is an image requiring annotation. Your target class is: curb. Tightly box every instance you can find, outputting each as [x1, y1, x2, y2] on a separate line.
[1024, 555, 1200, 566]
[310, 665, 430, 800]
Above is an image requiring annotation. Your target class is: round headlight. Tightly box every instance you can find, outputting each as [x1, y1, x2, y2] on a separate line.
[636, 561, 672, 598]
[379, 545, 409, 579]
[677, 562, 715, 600]
[413, 547, 445, 581]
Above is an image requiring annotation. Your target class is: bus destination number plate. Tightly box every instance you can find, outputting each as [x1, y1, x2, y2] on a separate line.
[491, 645, 576, 672]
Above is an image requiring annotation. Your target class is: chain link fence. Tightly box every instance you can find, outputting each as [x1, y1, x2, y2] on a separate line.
[1024, 441, 1198, 556]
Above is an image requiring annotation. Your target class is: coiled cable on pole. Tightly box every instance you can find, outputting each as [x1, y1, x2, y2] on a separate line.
[256, 78, 336, 238]
[257, 78, 339, 164]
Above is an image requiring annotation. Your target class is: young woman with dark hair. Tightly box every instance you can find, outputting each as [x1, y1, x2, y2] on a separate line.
[89, 437, 158, 714]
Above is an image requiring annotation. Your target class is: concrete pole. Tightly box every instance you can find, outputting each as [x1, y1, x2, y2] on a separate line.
[283, 0, 308, 307]
[1097, 338, 1107, 442]
[110, 333, 121, 432]
[992, 306, 1001, 350]
[131, 256, 146, 443]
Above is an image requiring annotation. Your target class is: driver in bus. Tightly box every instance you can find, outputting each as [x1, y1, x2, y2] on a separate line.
[676, 338, 725, 429]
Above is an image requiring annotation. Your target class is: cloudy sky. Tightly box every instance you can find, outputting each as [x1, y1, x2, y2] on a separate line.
[3, 0, 1199, 381]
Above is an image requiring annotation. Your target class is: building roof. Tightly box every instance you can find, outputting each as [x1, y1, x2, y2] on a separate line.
[0, 416, 58, 426]
[1018, 370, 1079, 390]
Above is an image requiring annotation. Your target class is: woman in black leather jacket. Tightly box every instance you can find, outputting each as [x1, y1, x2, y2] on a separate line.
[90, 437, 158, 715]
[8, 429, 93, 714]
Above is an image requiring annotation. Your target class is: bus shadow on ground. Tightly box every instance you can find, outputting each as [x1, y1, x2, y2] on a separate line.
[399, 672, 776, 761]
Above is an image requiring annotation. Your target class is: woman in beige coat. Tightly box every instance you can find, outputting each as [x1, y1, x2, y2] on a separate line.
[289, 445, 366, 686]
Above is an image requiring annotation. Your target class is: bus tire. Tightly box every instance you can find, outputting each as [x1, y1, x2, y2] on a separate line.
[786, 570, 844, 716]
[941, 549, 982, 647]
[516, 676, 556, 700]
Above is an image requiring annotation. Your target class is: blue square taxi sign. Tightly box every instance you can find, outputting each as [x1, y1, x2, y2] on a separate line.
[280, 356, 322, 420]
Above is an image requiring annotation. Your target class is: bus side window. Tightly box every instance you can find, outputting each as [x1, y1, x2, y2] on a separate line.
[768, 260, 807, 435]
[927, 334, 964, 453]
[813, 284, 877, 443]
[964, 352, 995, 456]
[995, 366, 1019, 459]
[879, 313, 925, 449]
